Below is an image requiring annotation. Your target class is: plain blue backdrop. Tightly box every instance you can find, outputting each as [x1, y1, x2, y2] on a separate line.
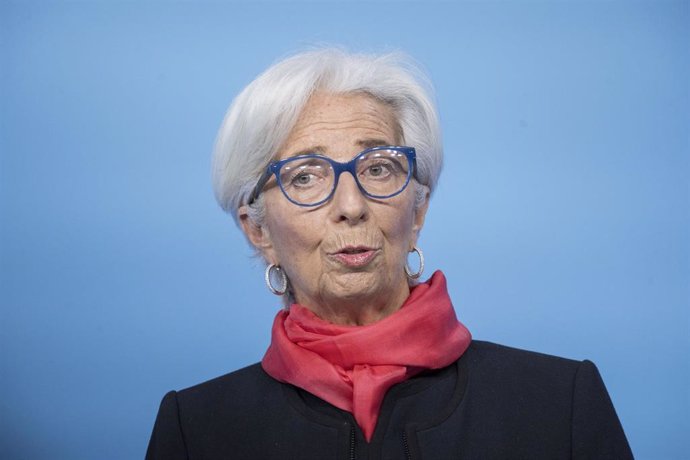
[1, 1, 688, 458]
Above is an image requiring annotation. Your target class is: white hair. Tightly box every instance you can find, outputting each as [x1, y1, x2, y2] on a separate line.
[211, 47, 443, 225]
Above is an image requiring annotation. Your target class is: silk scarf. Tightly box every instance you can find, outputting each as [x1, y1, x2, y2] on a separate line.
[261, 270, 472, 441]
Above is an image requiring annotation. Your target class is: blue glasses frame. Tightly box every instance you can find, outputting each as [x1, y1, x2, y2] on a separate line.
[247, 146, 418, 207]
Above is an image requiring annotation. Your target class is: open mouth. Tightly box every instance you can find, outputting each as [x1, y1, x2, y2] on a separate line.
[331, 246, 379, 267]
[339, 247, 371, 254]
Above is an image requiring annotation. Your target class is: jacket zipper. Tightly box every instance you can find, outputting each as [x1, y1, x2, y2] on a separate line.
[347, 424, 412, 459]
[402, 431, 412, 460]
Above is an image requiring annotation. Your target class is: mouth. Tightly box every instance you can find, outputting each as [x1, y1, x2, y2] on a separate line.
[329, 246, 380, 268]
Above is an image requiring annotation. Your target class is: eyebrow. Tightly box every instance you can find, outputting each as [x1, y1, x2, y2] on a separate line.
[356, 138, 392, 149]
[289, 146, 327, 157]
[285, 139, 394, 160]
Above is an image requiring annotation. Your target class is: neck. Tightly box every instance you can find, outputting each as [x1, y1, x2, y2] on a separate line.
[296, 283, 411, 326]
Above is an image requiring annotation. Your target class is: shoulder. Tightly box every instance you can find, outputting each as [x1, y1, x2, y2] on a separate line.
[451, 340, 633, 458]
[174, 362, 285, 414]
[465, 339, 584, 375]
[460, 340, 590, 413]
[150, 363, 300, 456]
[459, 341, 627, 435]
[467, 339, 580, 362]
[148, 363, 353, 459]
[463, 340, 614, 402]
[465, 339, 591, 376]
[464, 340, 613, 396]
[180, 362, 268, 395]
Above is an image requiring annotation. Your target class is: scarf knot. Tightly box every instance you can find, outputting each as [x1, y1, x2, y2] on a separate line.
[262, 270, 471, 441]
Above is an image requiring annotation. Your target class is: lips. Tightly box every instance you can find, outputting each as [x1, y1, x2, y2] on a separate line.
[329, 246, 380, 268]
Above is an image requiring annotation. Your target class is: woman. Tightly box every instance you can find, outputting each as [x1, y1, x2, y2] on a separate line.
[147, 49, 633, 459]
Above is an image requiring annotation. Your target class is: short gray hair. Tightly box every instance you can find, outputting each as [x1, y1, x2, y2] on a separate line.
[211, 47, 443, 224]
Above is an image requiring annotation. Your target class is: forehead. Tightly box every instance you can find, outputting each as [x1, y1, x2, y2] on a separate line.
[278, 92, 401, 160]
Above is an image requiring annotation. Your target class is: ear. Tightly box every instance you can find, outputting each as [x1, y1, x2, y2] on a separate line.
[409, 190, 430, 250]
[238, 205, 277, 263]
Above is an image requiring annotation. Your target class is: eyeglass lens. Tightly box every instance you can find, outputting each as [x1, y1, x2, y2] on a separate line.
[278, 149, 411, 205]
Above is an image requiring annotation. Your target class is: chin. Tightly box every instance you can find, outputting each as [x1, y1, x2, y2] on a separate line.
[325, 272, 389, 301]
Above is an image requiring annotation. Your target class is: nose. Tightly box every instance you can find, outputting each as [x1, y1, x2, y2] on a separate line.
[329, 172, 368, 225]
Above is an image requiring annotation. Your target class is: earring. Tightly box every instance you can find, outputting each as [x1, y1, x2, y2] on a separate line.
[404, 246, 424, 280]
[265, 264, 288, 296]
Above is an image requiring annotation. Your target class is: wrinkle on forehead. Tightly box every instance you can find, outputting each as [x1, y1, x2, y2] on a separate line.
[278, 92, 403, 160]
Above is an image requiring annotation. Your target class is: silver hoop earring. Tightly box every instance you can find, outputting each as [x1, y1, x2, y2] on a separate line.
[265, 264, 288, 296]
[404, 246, 424, 280]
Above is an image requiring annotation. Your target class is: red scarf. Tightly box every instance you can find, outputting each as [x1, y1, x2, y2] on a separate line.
[262, 270, 472, 441]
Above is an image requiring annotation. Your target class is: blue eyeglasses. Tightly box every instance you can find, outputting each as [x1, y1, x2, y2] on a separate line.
[247, 146, 418, 207]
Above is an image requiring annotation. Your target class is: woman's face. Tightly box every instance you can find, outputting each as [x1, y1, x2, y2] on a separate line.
[241, 92, 428, 325]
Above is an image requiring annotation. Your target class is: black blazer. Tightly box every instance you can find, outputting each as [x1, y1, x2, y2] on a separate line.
[146, 340, 633, 459]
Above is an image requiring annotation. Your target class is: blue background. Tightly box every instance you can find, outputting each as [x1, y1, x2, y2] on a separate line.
[1, 1, 688, 458]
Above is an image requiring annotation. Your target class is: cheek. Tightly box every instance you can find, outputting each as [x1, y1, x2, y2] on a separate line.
[265, 208, 322, 264]
[384, 199, 417, 242]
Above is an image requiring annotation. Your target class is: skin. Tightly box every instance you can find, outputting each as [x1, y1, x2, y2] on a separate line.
[239, 92, 429, 326]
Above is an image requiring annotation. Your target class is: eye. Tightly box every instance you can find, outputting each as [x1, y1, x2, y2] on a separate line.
[360, 157, 405, 181]
[292, 172, 315, 186]
[283, 162, 329, 188]
[367, 163, 390, 178]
